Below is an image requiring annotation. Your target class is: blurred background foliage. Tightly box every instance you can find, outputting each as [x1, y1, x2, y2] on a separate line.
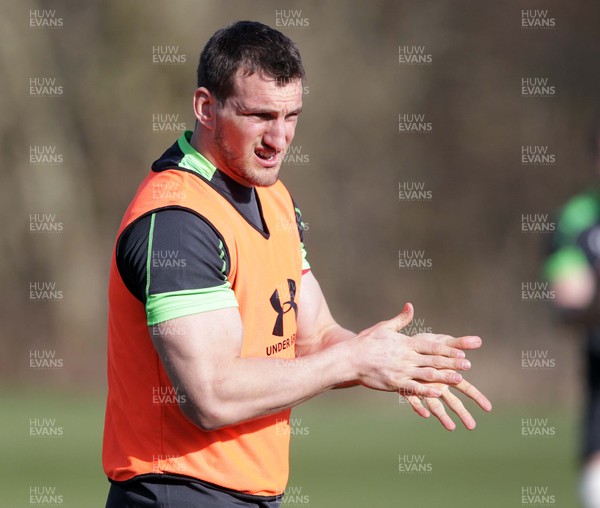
[3, 0, 600, 505]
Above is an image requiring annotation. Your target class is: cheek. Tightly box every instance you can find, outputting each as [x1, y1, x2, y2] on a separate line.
[224, 123, 251, 150]
[232, 120, 262, 143]
[218, 113, 244, 137]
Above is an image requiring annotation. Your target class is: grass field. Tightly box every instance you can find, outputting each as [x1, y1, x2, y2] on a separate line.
[2, 388, 579, 507]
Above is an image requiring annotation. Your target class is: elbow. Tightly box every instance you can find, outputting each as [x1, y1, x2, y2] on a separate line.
[180, 397, 232, 432]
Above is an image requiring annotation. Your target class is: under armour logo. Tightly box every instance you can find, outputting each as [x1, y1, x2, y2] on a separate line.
[270, 279, 298, 337]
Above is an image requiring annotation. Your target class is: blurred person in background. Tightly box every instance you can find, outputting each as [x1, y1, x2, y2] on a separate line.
[103, 20, 491, 507]
[545, 118, 600, 508]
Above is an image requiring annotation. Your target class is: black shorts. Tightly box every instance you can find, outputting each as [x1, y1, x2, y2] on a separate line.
[105, 475, 283, 508]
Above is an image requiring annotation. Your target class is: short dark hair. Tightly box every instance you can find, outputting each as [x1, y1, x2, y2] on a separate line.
[197, 21, 306, 104]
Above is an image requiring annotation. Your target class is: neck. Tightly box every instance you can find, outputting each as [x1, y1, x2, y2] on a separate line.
[189, 127, 213, 166]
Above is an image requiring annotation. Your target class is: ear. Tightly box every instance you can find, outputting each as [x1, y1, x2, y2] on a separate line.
[193, 87, 217, 129]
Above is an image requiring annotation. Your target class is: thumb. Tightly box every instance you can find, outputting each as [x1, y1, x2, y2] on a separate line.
[383, 302, 414, 332]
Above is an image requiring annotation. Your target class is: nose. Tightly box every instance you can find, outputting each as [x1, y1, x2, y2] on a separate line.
[263, 118, 287, 152]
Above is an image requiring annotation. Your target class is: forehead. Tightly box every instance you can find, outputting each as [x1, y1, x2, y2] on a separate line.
[229, 71, 303, 109]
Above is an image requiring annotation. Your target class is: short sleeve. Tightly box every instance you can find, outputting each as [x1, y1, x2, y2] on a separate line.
[116, 209, 238, 325]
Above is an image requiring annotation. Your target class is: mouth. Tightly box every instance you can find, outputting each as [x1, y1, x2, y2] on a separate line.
[254, 147, 280, 167]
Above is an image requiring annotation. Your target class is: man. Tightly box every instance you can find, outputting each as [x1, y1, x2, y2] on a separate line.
[545, 119, 600, 508]
[103, 21, 491, 507]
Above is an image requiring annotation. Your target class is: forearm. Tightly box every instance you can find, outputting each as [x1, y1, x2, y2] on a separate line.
[187, 339, 357, 430]
[313, 323, 360, 388]
[297, 322, 356, 356]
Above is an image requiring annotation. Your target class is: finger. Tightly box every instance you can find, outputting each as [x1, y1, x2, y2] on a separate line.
[414, 352, 471, 371]
[411, 339, 466, 359]
[412, 367, 463, 385]
[426, 396, 456, 431]
[454, 379, 493, 412]
[382, 302, 414, 332]
[405, 395, 430, 418]
[440, 390, 477, 430]
[401, 381, 443, 398]
[442, 335, 483, 351]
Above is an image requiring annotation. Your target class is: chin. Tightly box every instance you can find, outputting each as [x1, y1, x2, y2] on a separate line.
[246, 166, 281, 187]
[251, 174, 280, 188]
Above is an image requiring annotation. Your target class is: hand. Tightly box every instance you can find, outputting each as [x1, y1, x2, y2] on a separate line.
[353, 303, 476, 398]
[401, 378, 492, 431]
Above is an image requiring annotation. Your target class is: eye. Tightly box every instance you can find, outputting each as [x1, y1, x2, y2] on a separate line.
[244, 112, 271, 120]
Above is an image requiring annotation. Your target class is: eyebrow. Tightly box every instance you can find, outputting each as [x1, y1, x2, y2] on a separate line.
[235, 103, 303, 117]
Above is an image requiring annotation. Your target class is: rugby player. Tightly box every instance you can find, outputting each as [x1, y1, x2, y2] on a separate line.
[103, 21, 492, 507]
[545, 118, 600, 508]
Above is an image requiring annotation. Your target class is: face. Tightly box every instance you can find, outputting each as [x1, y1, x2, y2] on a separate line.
[211, 72, 303, 187]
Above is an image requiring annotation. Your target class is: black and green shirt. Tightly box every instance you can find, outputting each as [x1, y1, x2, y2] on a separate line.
[545, 188, 600, 283]
[116, 131, 310, 326]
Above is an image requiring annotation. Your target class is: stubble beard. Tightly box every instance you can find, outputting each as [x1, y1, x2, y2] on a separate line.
[213, 122, 281, 188]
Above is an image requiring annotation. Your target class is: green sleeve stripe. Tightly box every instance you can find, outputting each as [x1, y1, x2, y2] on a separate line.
[218, 239, 227, 275]
[301, 242, 310, 271]
[295, 206, 307, 230]
[146, 284, 238, 326]
[145, 213, 156, 298]
[544, 246, 589, 282]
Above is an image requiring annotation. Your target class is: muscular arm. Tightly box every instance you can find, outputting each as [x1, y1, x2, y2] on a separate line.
[138, 214, 485, 432]
[150, 308, 356, 431]
[150, 301, 470, 431]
